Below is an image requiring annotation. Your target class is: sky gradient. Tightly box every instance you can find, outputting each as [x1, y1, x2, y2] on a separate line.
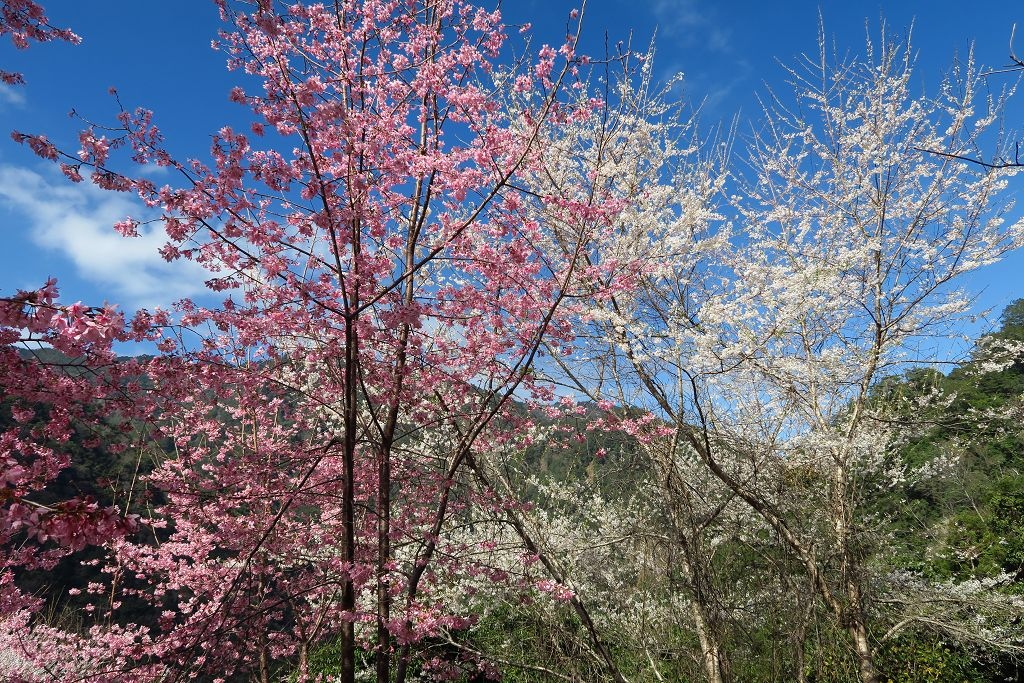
[1, 0, 1022, 354]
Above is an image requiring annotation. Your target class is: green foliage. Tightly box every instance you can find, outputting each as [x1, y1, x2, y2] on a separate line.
[938, 474, 1024, 581]
[996, 299, 1024, 336]
[869, 301, 1024, 582]
[876, 634, 985, 683]
[798, 634, 984, 683]
[288, 639, 348, 680]
[288, 643, 396, 682]
[855, 301, 1024, 680]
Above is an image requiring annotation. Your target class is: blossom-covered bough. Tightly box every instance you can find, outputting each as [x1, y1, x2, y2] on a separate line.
[1, 280, 144, 611]
[0, 0, 78, 85]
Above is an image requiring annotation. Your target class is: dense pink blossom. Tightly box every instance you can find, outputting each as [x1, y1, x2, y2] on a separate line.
[1, 1, 636, 681]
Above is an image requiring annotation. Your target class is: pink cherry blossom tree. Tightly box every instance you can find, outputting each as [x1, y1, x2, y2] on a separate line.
[4, 1, 641, 681]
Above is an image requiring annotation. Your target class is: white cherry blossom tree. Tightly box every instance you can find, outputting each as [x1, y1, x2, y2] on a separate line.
[557, 29, 1024, 683]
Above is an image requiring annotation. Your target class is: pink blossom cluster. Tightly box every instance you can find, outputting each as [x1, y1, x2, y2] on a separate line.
[0, 0, 79, 85]
[5, 497, 137, 550]
[0, 279, 125, 349]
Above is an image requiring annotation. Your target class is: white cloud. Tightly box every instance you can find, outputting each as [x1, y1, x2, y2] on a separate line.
[0, 84, 26, 108]
[651, 0, 733, 54]
[0, 163, 210, 310]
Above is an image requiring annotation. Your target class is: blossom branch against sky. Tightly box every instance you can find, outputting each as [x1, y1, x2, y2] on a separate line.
[0, 0, 1021, 334]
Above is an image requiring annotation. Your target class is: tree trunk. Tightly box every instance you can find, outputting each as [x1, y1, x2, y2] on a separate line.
[833, 457, 879, 683]
[848, 616, 879, 683]
[376, 445, 392, 683]
[692, 601, 729, 683]
[341, 239, 360, 683]
[298, 642, 309, 681]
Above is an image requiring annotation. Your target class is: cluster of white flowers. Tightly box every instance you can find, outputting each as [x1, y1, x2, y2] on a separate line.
[882, 570, 1024, 654]
[968, 337, 1024, 375]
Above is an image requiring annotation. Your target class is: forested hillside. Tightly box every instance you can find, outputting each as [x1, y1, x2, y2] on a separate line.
[396, 301, 1024, 683]
[6, 302, 1023, 681]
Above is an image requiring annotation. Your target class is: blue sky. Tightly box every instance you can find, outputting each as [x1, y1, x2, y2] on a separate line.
[1, 1, 1022, 349]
